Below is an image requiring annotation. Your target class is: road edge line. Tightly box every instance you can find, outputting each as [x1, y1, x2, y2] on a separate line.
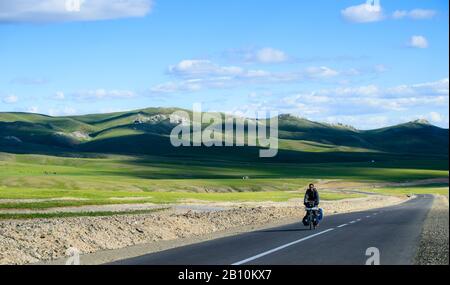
[231, 228, 335, 265]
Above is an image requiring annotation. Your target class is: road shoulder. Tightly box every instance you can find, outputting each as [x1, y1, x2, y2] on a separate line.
[415, 195, 449, 265]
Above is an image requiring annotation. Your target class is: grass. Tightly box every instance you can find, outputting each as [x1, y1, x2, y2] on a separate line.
[0, 199, 154, 210]
[0, 152, 447, 213]
[0, 208, 167, 220]
[366, 187, 449, 197]
[0, 190, 362, 210]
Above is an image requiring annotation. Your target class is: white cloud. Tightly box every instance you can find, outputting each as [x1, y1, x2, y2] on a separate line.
[408, 35, 429, 49]
[73, 89, 135, 100]
[342, 2, 437, 24]
[409, 9, 437, 19]
[155, 59, 345, 93]
[2, 94, 18, 104]
[255, 48, 288, 63]
[334, 85, 381, 97]
[0, 0, 152, 23]
[264, 78, 449, 127]
[48, 106, 77, 116]
[219, 78, 449, 129]
[387, 78, 448, 97]
[341, 0, 384, 23]
[393, 9, 437, 20]
[305, 66, 339, 78]
[429, 112, 443, 123]
[168, 60, 244, 78]
[324, 115, 390, 130]
[168, 59, 283, 81]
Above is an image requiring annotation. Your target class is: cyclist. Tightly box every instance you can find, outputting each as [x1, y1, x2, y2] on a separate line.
[302, 183, 322, 226]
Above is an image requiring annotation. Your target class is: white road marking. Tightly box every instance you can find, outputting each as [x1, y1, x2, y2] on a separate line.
[231, 228, 335, 265]
[349, 220, 356, 224]
[337, 224, 348, 228]
[366, 215, 371, 218]
[356, 218, 362, 221]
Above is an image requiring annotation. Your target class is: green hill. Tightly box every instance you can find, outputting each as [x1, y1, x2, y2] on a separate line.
[0, 108, 448, 165]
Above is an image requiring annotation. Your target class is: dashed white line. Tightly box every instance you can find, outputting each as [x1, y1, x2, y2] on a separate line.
[366, 215, 371, 218]
[349, 220, 356, 224]
[231, 228, 335, 265]
[356, 218, 362, 221]
[337, 224, 348, 228]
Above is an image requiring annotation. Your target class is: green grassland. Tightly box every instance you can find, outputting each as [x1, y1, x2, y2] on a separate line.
[366, 186, 449, 197]
[0, 189, 364, 210]
[0, 152, 447, 212]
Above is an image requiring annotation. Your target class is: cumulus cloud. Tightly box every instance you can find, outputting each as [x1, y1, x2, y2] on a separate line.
[246, 78, 449, 129]
[305, 66, 339, 79]
[0, 0, 152, 23]
[2, 94, 19, 104]
[151, 75, 275, 94]
[153, 59, 347, 93]
[342, 2, 437, 24]
[408, 35, 429, 49]
[387, 78, 448, 97]
[341, 0, 384, 23]
[168, 60, 244, 78]
[393, 9, 437, 20]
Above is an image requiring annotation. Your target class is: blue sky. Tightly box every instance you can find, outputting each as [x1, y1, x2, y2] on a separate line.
[0, 0, 448, 129]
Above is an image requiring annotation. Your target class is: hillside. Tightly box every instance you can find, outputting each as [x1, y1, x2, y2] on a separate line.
[0, 108, 448, 164]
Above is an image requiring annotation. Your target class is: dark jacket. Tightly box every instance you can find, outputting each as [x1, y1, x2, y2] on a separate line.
[304, 188, 320, 206]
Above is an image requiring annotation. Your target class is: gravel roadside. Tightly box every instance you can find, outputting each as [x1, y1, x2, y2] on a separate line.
[415, 195, 449, 265]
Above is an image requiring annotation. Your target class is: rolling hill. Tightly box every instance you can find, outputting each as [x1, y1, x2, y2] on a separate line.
[0, 108, 448, 166]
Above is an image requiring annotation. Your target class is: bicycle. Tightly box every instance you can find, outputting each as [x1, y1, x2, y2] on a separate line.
[304, 205, 319, 230]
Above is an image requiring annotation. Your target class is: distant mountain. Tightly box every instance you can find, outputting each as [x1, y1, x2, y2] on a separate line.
[0, 108, 448, 162]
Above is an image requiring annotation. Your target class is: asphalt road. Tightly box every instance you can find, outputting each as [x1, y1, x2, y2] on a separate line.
[111, 195, 433, 265]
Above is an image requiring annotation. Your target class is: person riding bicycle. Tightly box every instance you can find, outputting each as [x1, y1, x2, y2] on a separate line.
[304, 183, 320, 207]
[302, 183, 322, 226]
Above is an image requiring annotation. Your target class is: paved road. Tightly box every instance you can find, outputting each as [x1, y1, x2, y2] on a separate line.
[111, 195, 433, 265]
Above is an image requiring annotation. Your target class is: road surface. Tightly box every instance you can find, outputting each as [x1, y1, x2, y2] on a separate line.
[111, 195, 433, 265]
